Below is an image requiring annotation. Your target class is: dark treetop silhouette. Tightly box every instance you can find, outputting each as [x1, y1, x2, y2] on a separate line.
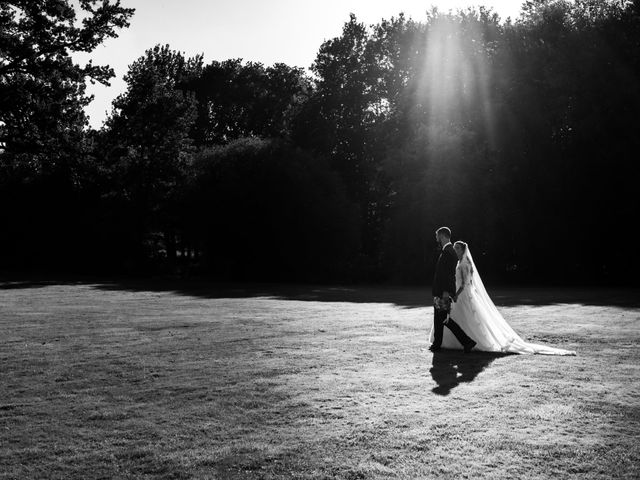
[1, 1, 639, 285]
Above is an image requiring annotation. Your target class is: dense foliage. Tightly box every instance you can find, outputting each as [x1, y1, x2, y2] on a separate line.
[2, 0, 639, 284]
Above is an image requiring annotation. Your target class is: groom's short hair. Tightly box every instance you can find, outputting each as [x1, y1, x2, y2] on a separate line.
[436, 227, 451, 239]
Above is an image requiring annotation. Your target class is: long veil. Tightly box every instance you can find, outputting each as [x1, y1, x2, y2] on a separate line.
[462, 247, 576, 356]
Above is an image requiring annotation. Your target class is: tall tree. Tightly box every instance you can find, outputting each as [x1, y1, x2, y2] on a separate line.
[0, 0, 133, 269]
[294, 14, 394, 263]
[99, 45, 201, 265]
[0, 0, 133, 173]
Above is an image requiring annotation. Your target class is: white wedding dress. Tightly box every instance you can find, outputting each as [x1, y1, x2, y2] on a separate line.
[429, 247, 576, 355]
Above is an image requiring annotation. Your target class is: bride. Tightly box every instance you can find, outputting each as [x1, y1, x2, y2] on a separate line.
[430, 241, 576, 355]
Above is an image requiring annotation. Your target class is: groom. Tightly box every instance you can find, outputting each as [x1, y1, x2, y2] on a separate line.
[430, 227, 476, 353]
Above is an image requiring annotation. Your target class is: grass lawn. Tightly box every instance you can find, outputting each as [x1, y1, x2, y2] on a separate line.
[0, 280, 639, 479]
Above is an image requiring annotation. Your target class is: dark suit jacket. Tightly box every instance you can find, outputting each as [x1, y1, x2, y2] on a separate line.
[432, 243, 457, 297]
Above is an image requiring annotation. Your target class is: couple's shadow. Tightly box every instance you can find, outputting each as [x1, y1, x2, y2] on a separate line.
[429, 350, 509, 395]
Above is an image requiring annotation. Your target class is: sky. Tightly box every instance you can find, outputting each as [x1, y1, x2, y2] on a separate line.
[75, 0, 525, 128]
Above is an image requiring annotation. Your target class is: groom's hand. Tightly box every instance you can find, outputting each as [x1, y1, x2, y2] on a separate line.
[442, 291, 450, 300]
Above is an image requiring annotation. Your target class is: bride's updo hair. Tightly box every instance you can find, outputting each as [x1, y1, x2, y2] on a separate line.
[454, 241, 473, 274]
[454, 241, 468, 252]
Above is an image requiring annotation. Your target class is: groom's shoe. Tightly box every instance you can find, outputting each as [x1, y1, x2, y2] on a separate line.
[429, 345, 441, 352]
[463, 341, 477, 354]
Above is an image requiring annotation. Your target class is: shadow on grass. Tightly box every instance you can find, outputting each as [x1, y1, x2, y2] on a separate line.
[429, 351, 510, 396]
[2, 277, 640, 309]
[0, 279, 76, 290]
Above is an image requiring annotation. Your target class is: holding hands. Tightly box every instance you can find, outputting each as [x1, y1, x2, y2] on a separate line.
[434, 294, 452, 312]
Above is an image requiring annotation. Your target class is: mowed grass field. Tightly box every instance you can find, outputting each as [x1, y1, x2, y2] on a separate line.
[1, 280, 639, 479]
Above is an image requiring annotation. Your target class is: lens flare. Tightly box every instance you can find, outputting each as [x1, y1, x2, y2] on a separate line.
[416, 10, 497, 150]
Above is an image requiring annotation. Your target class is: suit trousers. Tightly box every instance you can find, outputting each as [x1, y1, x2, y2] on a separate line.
[432, 307, 473, 348]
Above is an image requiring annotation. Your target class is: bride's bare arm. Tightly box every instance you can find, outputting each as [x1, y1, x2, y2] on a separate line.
[454, 266, 466, 301]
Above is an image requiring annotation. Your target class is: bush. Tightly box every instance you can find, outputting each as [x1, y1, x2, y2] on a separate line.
[189, 137, 361, 282]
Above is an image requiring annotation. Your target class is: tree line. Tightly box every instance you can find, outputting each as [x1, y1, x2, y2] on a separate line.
[2, 0, 639, 284]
